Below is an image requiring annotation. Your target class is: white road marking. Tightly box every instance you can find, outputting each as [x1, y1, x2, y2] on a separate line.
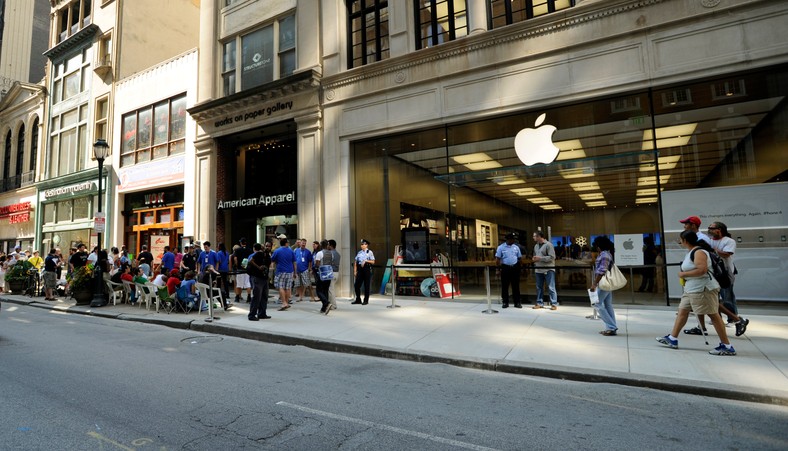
[276, 401, 501, 451]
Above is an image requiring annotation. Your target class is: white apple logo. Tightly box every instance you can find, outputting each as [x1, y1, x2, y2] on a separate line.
[514, 113, 559, 166]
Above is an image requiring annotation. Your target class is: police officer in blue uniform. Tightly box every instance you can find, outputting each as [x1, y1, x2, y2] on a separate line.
[352, 239, 376, 305]
[496, 232, 524, 308]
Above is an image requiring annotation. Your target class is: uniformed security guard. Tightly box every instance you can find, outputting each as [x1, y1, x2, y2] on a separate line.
[352, 239, 376, 305]
[495, 232, 524, 308]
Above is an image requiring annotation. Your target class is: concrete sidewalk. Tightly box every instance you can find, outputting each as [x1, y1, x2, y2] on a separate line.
[2, 293, 787, 405]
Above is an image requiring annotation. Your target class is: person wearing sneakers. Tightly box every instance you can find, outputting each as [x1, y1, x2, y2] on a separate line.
[352, 239, 375, 305]
[532, 230, 558, 310]
[657, 230, 736, 356]
[590, 236, 618, 336]
[271, 238, 297, 310]
[683, 222, 749, 337]
[495, 232, 523, 308]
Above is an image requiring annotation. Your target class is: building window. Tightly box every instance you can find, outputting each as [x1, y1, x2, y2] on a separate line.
[30, 117, 39, 174]
[16, 124, 25, 177]
[2, 132, 11, 185]
[57, 0, 92, 44]
[415, 0, 468, 50]
[347, 0, 389, 69]
[94, 95, 109, 142]
[48, 104, 88, 177]
[488, 0, 575, 30]
[120, 94, 187, 167]
[96, 32, 112, 73]
[52, 48, 92, 105]
[222, 14, 296, 96]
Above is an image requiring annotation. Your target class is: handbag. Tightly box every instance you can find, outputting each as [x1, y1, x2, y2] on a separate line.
[318, 265, 334, 281]
[599, 263, 627, 291]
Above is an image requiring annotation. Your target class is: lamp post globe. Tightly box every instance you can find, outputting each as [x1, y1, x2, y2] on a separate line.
[90, 139, 110, 307]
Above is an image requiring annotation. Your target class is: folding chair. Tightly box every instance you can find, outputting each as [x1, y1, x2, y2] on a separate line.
[122, 280, 135, 304]
[195, 282, 223, 316]
[155, 285, 176, 314]
[144, 282, 163, 313]
[174, 284, 195, 313]
[105, 280, 126, 305]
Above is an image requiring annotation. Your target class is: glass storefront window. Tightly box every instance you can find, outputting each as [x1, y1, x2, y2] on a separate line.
[56, 200, 72, 222]
[352, 66, 788, 300]
[72, 196, 90, 219]
[43, 202, 56, 224]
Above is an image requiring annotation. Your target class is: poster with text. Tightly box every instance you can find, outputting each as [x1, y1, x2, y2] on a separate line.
[614, 234, 643, 266]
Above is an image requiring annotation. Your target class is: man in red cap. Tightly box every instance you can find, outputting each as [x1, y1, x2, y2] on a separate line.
[679, 216, 712, 245]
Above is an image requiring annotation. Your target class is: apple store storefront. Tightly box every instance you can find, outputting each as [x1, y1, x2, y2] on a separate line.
[351, 65, 788, 302]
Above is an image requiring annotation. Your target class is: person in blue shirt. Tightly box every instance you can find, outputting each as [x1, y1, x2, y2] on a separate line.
[271, 238, 297, 310]
[160, 246, 175, 274]
[495, 233, 523, 308]
[293, 238, 314, 302]
[352, 239, 376, 305]
[197, 241, 219, 276]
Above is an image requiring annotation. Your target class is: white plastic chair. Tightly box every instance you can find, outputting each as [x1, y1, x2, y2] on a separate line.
[105, 280, 126, 305]
[144, 282, 162, 313]
[121, 280, 135, 304]
[135, 282, 150, 309]
[195, 282, 222, 315]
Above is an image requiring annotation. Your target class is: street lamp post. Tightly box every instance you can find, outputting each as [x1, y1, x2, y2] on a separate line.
[90, 139, 109, 308]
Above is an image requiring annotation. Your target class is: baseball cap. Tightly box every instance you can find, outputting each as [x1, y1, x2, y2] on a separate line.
[239, 237, 247, 244]
[505, 232, 516, 240]
[276, 233, 287, 239]
[679, 216, 701, 227]
[360, 239, 370, 245]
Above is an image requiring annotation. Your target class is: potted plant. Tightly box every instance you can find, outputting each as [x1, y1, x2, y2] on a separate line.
[4, 260, 33, 294]
[67, 263, 95, 305]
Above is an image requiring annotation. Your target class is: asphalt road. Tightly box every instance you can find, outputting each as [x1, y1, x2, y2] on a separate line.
[2, 304, 788, 450]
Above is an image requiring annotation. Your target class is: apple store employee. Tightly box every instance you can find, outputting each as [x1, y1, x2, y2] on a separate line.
[496, 233, 523, 308]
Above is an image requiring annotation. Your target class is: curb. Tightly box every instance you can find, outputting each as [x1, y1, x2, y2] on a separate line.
[4, 296, 787, 406]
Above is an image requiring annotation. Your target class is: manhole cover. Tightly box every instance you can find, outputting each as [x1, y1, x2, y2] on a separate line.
[182, 335, 224, 344]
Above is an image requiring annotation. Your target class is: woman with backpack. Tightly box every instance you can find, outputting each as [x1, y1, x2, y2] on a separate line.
[656, 231, 736, 356]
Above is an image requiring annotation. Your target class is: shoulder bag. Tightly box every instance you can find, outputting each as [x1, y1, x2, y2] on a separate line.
[599, 261, 627, 291]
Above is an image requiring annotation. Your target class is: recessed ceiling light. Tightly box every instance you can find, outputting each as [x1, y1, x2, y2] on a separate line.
[494, 177, 526, 186]
[559, 167, 594, 179]
[642, 124, 697, 150]
[570, 181, 600, 191]
[636, 197, 659, 204]
[637, 175, 671, 186]
[541, 204, 562, 210]
[528, 197, 553, 204]
[639, 155, 682, 171]
[579, 192, 605, 200]
[636, 188, 658, 196]
[452, 152, 502, 171]
[586, 201, 608, 207]
[510, 187, 542, 196]
[555, 139, 586, 160]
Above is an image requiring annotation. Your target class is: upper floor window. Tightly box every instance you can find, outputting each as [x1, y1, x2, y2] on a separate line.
[49, 104, 89, 177]
[3, 132, 11, 182]
[222, 14, 296, 96]
[57, 0, 92, 43]
[415, 0, 468, 50]
[347, 0, 389, 69]
[30, 118, 39, 175]
[120, 94, 187, 167]
[488, 0, 575, 29]
[16, 125, 25, 176]
[52, 48, 92, 105]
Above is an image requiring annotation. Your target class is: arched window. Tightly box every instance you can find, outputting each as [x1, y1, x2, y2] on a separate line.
[16, 124, 25, 177]
[30, 118, 39, 174]
[3, 132, 11, 186]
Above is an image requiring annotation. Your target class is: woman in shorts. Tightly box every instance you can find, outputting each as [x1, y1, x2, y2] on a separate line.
[656, 230, 735, 355]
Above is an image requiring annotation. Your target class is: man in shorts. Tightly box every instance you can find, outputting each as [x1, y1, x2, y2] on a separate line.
[43, 248, 60, 300]
[232, 238, 253, 303]
[293, 238, 315, 302]
[271, 238, 297, 310]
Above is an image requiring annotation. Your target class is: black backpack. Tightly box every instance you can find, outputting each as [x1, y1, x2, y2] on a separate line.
[690, 248, 731, 289]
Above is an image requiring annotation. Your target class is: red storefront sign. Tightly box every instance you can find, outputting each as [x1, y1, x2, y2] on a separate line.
[0, 201, 32, 223]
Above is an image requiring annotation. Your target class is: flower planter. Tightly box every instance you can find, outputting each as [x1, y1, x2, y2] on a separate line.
[72, 288, 94, 305]
[7, 280, 25, 294]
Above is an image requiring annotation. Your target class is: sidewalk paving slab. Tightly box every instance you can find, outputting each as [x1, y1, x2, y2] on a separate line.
[2, 293, 787, 406]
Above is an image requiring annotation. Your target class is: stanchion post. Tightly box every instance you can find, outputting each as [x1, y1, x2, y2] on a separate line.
[387, 262, 400, 309]
[482, 265, 498, 314]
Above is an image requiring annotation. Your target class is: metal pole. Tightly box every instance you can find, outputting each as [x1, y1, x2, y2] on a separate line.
[387, 262, 400, 308]
[205, 271, 217, 322]
[482, 266, 497, 314]
[91, 158, 107, 307]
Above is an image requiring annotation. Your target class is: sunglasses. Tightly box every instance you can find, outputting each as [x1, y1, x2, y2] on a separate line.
[708, 227, 719, 230]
